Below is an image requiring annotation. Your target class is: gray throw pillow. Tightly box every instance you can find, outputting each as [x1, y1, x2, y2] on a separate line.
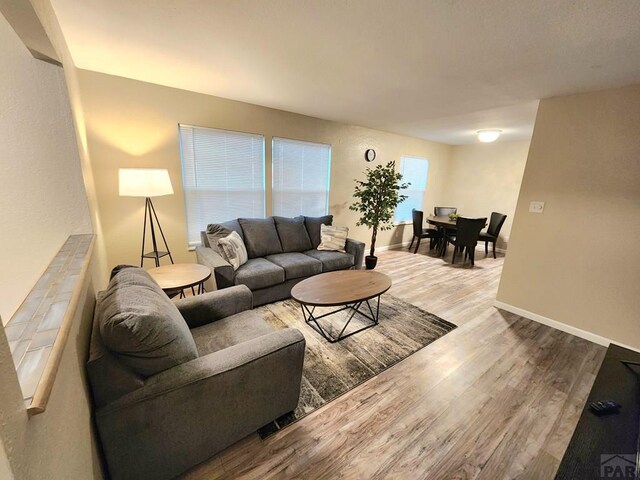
[274, 216, 313, 252]
[238, 217, 283, 258]
[304, 215, 334, 249]
[206, 224, 232, 254]
[97, 266, 198, 377]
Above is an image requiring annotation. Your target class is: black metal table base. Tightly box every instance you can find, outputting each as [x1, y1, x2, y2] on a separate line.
[300, 296, 381, 343]
[165, 281, 206, 299]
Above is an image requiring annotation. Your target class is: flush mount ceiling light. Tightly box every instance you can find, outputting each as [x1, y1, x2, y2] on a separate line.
[477, 129, 502, 143]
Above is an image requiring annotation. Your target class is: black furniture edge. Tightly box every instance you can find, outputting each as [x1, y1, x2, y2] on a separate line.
[555, 344, 640, 479]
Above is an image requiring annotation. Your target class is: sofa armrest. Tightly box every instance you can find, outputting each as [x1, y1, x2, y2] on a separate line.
[174, 285, 253, 329]
[95, 329, 305, 480]
[346, 237, 365, 270]
[195, 246, 234, 289]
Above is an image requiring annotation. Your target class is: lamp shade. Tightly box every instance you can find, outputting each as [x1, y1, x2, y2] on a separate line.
[119, 168, 174, 197]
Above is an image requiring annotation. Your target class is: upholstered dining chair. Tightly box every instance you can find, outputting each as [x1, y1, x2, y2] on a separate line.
[409, 209, 441, 254]
[434, 206, 458, 217]
[478, 212, 507, 259]
[444, 216, 487, 266]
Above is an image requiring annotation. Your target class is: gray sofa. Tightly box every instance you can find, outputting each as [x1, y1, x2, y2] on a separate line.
[87, 266, 305, 480]
[197, 215, 365, 306]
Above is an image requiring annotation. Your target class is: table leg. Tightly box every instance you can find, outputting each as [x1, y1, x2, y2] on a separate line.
[300, 296, 381, 343]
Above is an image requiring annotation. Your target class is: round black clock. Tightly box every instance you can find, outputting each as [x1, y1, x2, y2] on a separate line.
[365, 149, 376, 162]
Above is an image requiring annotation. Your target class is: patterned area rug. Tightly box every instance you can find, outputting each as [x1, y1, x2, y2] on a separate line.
[256, 295, 457, 438]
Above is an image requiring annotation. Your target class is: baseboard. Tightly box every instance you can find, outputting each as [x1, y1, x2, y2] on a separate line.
[376, 241, 411, 252]
[376, 242, 507, 254]
[493, 300, 640, 352]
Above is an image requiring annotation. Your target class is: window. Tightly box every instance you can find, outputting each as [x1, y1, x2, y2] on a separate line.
[272, 137, 331, 217]
[395, 156, 430, 223]
[179, 124, 265, 246]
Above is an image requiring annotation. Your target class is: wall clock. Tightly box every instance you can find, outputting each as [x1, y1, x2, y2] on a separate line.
[365, 149, 376, 162]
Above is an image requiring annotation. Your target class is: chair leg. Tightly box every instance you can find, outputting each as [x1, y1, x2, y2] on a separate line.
[470, 248, 475, 266]
[414, 237, 421, 254]
[452, 245, 457, 264]
[485, 241, 488, 254]
[409, 236, 415, 250]
[492, 241, 496, 259]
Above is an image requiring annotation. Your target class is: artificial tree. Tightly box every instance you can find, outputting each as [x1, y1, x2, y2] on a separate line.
[350, 161, 409, 269]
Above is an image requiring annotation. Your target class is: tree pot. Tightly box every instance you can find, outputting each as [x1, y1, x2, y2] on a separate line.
[365, 255, 378, 270]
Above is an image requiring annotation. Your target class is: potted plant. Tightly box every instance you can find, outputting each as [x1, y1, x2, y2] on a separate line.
[350, 161, 409, 269]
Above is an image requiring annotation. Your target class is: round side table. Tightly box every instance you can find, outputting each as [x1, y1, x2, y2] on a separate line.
[147, 263, 211, 298]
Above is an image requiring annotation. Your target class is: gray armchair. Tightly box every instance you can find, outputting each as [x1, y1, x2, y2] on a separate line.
[88, 267, 305, 480]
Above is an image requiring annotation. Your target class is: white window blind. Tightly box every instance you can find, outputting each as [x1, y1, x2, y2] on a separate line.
[395, 156, 430, 223]
[272, 137, 331, 217]
[179, 124, 265, 246]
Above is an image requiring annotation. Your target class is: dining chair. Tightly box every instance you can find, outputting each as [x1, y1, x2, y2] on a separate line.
[444, 216, 487, 266]
[478, 212, 507, 259]
[434, 206, 458, 217]
[409, 209, 441, 254]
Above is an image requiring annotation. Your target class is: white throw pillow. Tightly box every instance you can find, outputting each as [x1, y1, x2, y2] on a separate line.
[217, 231, 248, 270]
[317, 225, 349, 253]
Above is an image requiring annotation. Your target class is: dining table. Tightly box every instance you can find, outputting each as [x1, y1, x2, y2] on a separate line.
[426, 215, 459, 230]
[426, 215, 458, 256]
[426, 215, 488, 257]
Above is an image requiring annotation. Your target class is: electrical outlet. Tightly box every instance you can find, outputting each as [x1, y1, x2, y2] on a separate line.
[529, 201, 545, 213]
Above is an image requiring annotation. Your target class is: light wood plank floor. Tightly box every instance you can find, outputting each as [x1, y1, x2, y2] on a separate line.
[183, 244, 606, 480]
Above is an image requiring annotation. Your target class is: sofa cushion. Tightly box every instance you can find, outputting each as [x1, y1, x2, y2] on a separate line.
[238, 217, 283, 258]
[303, 249, 354, 272]
[273, 216, 313, 252]
[265, 252, 322, 280]
[234, 258, 285, 290]
[191, 310, 274, 356]
[304, 215, 333, 249]
[97, 266, 198, 377]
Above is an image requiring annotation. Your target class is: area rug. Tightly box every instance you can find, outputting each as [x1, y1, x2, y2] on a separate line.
[256, 295, 457, 438]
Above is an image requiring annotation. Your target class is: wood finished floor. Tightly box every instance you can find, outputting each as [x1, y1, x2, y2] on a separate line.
[183, 244, 606, 480]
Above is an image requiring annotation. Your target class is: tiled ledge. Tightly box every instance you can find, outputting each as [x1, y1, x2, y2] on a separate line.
[5, 234, 95, 415]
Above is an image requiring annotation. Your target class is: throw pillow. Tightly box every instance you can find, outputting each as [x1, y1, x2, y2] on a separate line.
[304, 215, 334, 249]
[273, 216, 313, 252]
[217, 231, 248, 270]
[205, 224, 232, 254]
[317, 224, 349, 253]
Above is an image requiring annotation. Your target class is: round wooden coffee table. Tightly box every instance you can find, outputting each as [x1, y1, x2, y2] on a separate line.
[148, 263, 211, 298]
[291, 270, 392, 343]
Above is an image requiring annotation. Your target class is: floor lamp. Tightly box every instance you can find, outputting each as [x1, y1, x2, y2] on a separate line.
[119, 168, 175, 267]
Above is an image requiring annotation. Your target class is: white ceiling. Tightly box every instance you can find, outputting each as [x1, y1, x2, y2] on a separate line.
[50, 0, 640, 145]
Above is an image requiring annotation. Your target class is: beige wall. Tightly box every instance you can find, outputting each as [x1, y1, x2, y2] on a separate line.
[0, 265, 103, 480]
[497, 84, 640, 349]
[74, 70, 453, 268]
[29, 0, 111, 292]
[442, 141, 530, 248]
[0, 5, 105, 479]
[0, 12, 92, 323]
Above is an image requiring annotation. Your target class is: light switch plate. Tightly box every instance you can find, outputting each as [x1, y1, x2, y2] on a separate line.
[529, 201, 545, 213]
